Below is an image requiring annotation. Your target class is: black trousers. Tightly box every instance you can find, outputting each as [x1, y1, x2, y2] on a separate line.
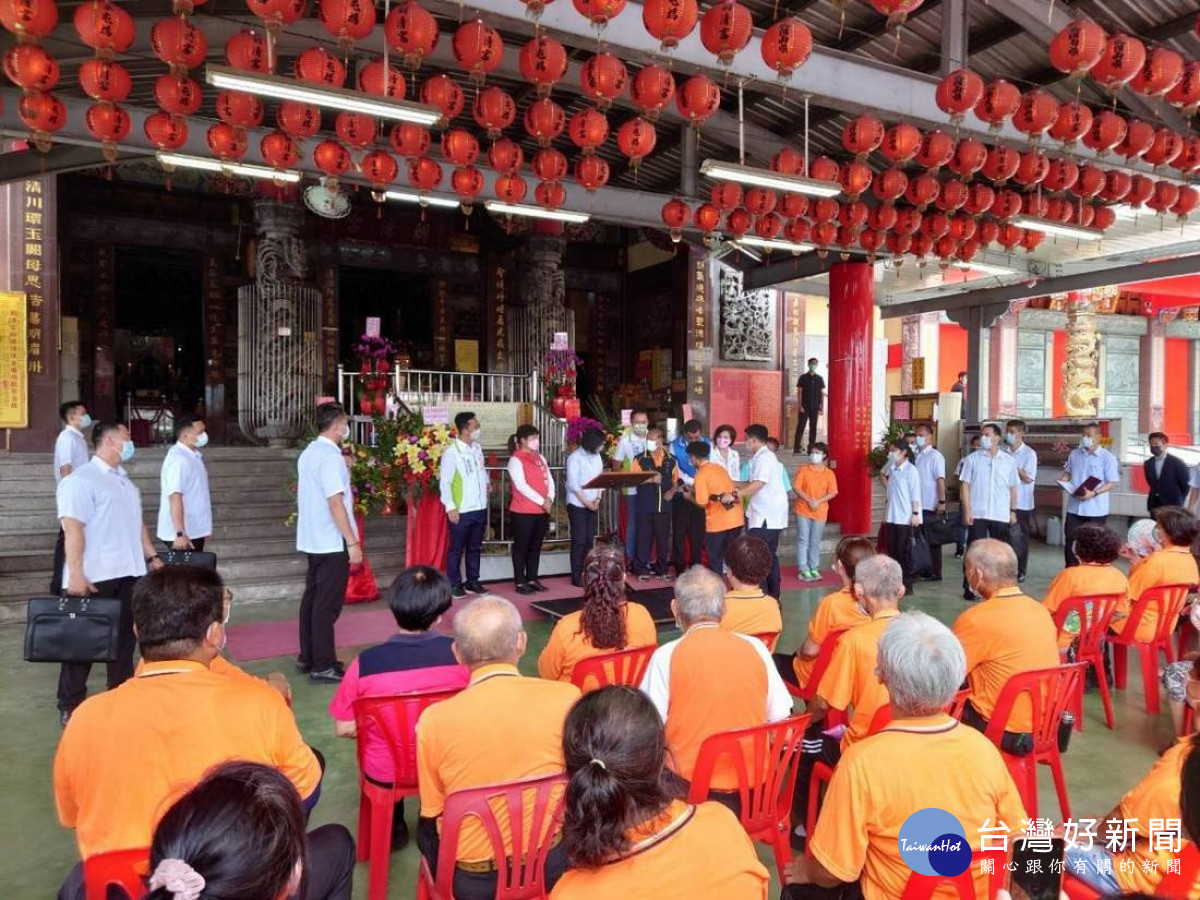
[160, 536, 207, 553]
[57, 823, 356, 900]
[962, 519, 1011, 592]
[51, 526, 66, 595]
[299, 550, 349, 672]
[447, 509, 487, 588]
[1014, 509, 1033, 577]
[921, 510, 943, 579]
[748, 525, 782, 599]
[705, 526, 743, 575]
[884, 523, 913, 590]
[1065, 513, 1106, 567]
[794, 410, 819, 453]
[567, 504, 597, 586]
[634, 511, 671, 574]
[782, 883, 864, 900]
[510, 512, 548, 584]
[793, 720, 842, 830]
[671, 494, 705, 573]
[57, 575, 137, 713]
[418, 819, 568, 900]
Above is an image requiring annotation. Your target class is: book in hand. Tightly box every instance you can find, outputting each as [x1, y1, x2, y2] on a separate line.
[1057, 475, 1102, 499]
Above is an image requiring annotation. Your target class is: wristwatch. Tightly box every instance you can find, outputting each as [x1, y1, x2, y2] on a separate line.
[176, 531, 184, 538]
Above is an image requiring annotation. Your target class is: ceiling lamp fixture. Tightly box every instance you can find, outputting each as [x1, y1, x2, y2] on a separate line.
[205, 64, 440, 125]
[700, 159, 841, 198]
[735, 235, 815, 254]
[155, 151, 301, 182]
[958, 261, 1017, 276]
[484, 200, 589, 223]
[383, 189, 460, 208]
[1012, 215, 1105, 242]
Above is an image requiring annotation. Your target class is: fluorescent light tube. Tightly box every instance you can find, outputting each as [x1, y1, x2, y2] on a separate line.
[736, 236, 815, 254]
[700, 159, 841, 198]
[959, 262, 1016, 276]
[484, 201, 589, 223]
[383, 190, 461, 209]
[156, 151, 300, 182]
[1012, 216, 1105, 242]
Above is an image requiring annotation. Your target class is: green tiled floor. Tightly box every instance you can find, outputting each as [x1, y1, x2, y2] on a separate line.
[0, 544, 1179, 898]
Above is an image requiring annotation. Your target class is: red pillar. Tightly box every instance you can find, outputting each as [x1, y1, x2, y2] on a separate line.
[827, 262, 874, 536]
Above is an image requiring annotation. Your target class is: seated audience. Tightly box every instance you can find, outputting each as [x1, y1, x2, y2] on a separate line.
[1114, 505, 1200, 642]
[776, 537, 875, 689]
[416, 595, 580, 899]
[550, 686, 769, 899]
[954, 539, 1060, 748]
[145, 762, 354, 900]
[785, 611, 1027, 900]
[538, 545, 657, 684]
[328, 566, 469, 849]
[719, 533, 783, 648]
[1065, 733, 1199, 895]
[1040, 523, 1127, 649]
[54, 566, 328, 900]
[639, 566, 792, 794]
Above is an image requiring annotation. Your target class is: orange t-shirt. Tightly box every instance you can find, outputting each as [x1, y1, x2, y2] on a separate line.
[793, 464, 838, 521]
[953, 587, 1060, 732]
[1113, 737, 1192, 894]
[692, 461, 745, 533]
[53, 659, 321, 860]
[550, 800, 768, 900]
[416, 664, 581, 863]
[793, 586, 870, 687]
[1040, 563, 1129, 649]
[537, 602, 658, 684]
[816, 608, 898, 749]
[809, 715, 1027, 900]
[719, 588, 783, 648]
[1114, 546, 1199, 643]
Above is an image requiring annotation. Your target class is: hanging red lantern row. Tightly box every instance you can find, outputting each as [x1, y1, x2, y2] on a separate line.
[536, 180, 567, 211]
[277, 101, 320, 138]
[441, 128, 479, 167]
[881, 123, 921, 165]
[215, 90, 263, 128]
[575, 155, 610, 192]
[1144, 128, 1183, 169]
[473, 86, 515, 140]
[154, 73, 202, 115]
[85, 100, 129, 162]
[975, 79, 1020, 130]
[948, 138, 986, 180]
[872, 169, 908, 205]
[452, 166, 484, 211]
[982, 145, 1019, 184]
[525, 97, 565, 147]
[725, 207, 752, 237]
[1048, 100, 1091, 145]
[616, 117, 656, 172]
[580, 52, 627, 109]
[905, 173, 939, 209]
[1172, 186, 1199, 224]
[79, 58, 130, 102]
[336, 112, 376, 150]
[1091, 33, 1145, 91]
[1168, 61, 1200, 114]
[420, 74, 464, 128]
[494, 172, 528, 204]
[1048, 20, 1106, 78]
[676, 75, 720, 128]
[643, 0, 696, 51]
[743, 187, 776, 216]
[842, 114, 884, 159]
[18, 91, 66, 150]
[313, 139, 351, 182]
[385, 1, 438, 70]
[532, 148, 568, 182]
[1082, 110, 1125, 156]
[693, 201, 720, 236]
[359, 59, 405, 99]
[568, 107, 608, 154]
[661, 197, 690, 241]
[916, 130, 954, 170]
[206, 122, 248, 161]
[700, 0, 752, 66]
[518, 35, 567, 97]
[1117, 119, 1155, 160]
[573, 0, 626, 28]
[838, 161, 872, 199]
[151, 17, 207, 74]
[73, 1, 133, 57]
[226, 28, 268, 72]
[296, 46, 345, 85]
[318, 0, 375, 53]
[935, 68, 983, 124]
[711, 182, 742, 211]
[390, 122, 431, 158]
[771, 147, 804, 175]
[144, 111, 187, 150]
[3, 0, 57, 41]
[488, 137, 524, 174]
[1013, 89, 1058, 140]
[1131, 47, 1183, 97]
[4, 43, 58, 90]
[630, 65, 675, 121]
[407, 155, 442, 192]
[761, 16, 812, 79]
[935, 180, 967, 213]
[453, 20, 503, 85]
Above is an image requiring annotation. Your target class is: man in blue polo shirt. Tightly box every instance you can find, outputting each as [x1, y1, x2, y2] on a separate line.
[670, 418, 709, 575]
[1059, 422, 1120, 567]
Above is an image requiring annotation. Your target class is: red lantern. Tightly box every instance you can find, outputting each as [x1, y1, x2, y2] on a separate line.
[319, 0, 375, 51]
[295, 47, 345, 85]
[568, 107, 608, 154]
[494, 172, 528, 204]
[3, 0, 56, 39]
[246, 0, 305, 31]
[1022, 193, 1049, 219]
[886, 232, 911, 257]
[630, 65, 675, 121]
[574, 155, 610, 192]
[1174, 137, 1200, 177]
[975, 79, 1020, 130]
[754, 213, 783, 241]
[488, 137, 524, 174]
[811, 222, 836, 249]
[359, 59, 405, 98]
[144, 112, 187, 150]
[536, 180, 566, 210]
[676, 75, 720, 127]
[842, 115, 884, 159]
[772, 148, 804, 176]
[1043, 158, 1079, 193]
[452, 166, 484, 208]
[1126, 175, 1154, 208]
[1044, 198, 1071, 224]
[956, 240, 982, 264]
[336, 112, 376, 149]
[867, 0, 922, 28]
[277, 101, 320, 138]
[700, 0, 752, 65]
[935, 68, 983, 123]
[894, 207, 922, 235]
[406, 155, 442, 193]
[362, 150, 399, 189]
[711, 182, 742, 211]
[1099, 170, 1131, 203]
[453, 20, 503, 84]
[17, 91, 64, 146]
[472, 86, 515, 140]
[152, 74, 201, 116]
[935, 180, 968, 213]
[761, 17, 812, 79]
[1091, 33, 1145, 91]
[964, 182, 995, 216]
[388, 123, 429, 159]
[838, 161, 872, 199]
[1091, 206, 1116, 231]
[1147, 180, 1180, 215]
[661, 197, 690, 241]
[1171, 186, 1199, 223]
[73, 1, 133, 55]
[4, 42, 57, 92]
[1073, 165, 1106, 199]
[872, 168, 908, 205]
[1014, 150, 1049, 188]
[868, 204, 897, 231]
[215, 91, 263, 128]
[934, 235, 959, 262]
[810, 198, 839, 223]
[85, 101, 130, 160]
[881, 123, 922, 164]
[809, 156, 839, 183]
[1082, 110, 1126, 156]
[206, 122, 247, 161]
[839, 201, 868, 230]
[1000, 225, 1027, 251]
[977, 220, 999, 245]
[1048, 20, 1106, 77]
[921, 212, 950, 239]
[991, 190, 1022, 220]
[1167, 61, 1200, 113]
[572, 0, 626, 27]
[725, 207, 752, 237]
[616, 117, 656, 170]
[694, 201, 721, 235]
[905, 173, 940, 209]
[532, 148, 568, 182]
[643, 0, 697, 50]
[1117, 119, 1155, 160]
[948, 138, 986, 179]
[1131, 47, 1183, 97]
[313, 140, 351, 180]
[580, 53, 627, 109]
[982, 145, 1020, 184]
[441, 128, 479, 167]
[385, 1, 439, 70]
[910, 233, 933, 260]
[226, 29, 268, 72]
[1013, 89, 1058, 139]
[949, 215, 976, 242]
[524, 98, 565, 147]
[1144, 128, 1183, 169]
[151, 18, 208, 72]
[79, 58, 130, 102]
[786, 219, 811, 247]
[518, 35, 567, 97]
[420, 74, 464, 128]
[915, 130, 954, 170]
[260, 131, 299, 170]
[740, 187, 775, 217]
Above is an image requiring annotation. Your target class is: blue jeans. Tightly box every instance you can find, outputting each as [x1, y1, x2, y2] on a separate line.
[447, 509, 486, 588]
[624, 494, 638, 563]
[796, 515, 825, 572]
[1063, 843, 1121, 893]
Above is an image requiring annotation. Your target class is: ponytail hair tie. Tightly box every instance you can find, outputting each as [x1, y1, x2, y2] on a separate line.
[589, 757, 607, 771]
[148, 858, 206, 900]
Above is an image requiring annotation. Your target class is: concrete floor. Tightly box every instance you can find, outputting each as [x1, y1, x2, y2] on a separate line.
[0, 544, 1180, 899]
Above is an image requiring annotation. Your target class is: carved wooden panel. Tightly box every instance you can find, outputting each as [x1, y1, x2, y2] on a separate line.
[719, 268, 773, 361]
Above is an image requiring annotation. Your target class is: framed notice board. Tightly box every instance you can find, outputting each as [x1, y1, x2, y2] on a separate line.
[0, 291, 28, 428]
[709, 368, 783, 439]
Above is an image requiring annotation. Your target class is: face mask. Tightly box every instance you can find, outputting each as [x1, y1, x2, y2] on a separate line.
[717, 436, 732, 449]
[526, 437, 540, 453]
[890, 451, 902, 463]
[78, 413, 92, 429]
[1081, 435, 1094, 449]
[1005, 432, 1017, 445]
[1151, 445, 1164, 457]
[195, 432, 209, 449]
[645, 439, 659, 453]
[914, 435, 926, 449]
[967, 575, 983, 601]
[342, 425, 352, 443]
[632, 424, 648, 436]
[120, 440, 135, 462]
[980, 435, 993, 451]
[810, 452, 825, 464]
[808, 363, 817, 372]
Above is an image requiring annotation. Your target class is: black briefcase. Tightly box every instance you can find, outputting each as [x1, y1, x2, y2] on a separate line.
[923, 511, 961, 547]
[24, 595, 123, 663]
[160, 549, 218, 570]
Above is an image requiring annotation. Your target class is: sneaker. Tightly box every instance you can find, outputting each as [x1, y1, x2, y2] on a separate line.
[516, 583, 536, 595]
[804, 570, 819, 581]
[59, 708, 72, 728]
[528, 580, 549, 592]
[465, 580, 487, 594]
[451, 585, 467, 599]
[637, 574, 651, 582]
[309, 665, 345, 684]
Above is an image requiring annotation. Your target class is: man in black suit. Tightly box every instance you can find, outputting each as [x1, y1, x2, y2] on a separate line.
[1144, 431, 1191, 515]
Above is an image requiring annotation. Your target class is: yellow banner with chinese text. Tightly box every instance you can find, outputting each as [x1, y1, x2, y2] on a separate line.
[0, 291, 29, 428]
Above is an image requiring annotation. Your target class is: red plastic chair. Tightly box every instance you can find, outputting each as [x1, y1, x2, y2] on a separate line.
[417, 773, 567, 900]
[354, 690, 462, 900]
[752, 631, 781, 652]
[83, 848, 149, 900]
[899, 849, 1008, 899]
[982, 663, 1085, 821]
[1061, 872, 1101, 899]
[788, 629, 848, 701]
[569, 645, 656, 694]
[685, 714, 812, 881]
[1158, 841, 1200, 897]
[1111, 583, 1193, 715]
[1051, 593, 1122, 730]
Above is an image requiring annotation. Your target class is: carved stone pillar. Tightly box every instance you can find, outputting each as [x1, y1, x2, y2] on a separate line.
[900, 315, 921, 393]
[514, 233, 569, 375]
[988, 308, 1020, 417]
[1063, 291, 1101, 417]
[1139, 319, 1166, 434]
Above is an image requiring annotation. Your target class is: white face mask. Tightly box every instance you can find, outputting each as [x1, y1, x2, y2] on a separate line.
[632, 423, 648, 436]
[78, 413, 92, 429]
[1081, 435, 1095, 449]
[645, 439, 659, 453]
[716, 435, 732, 449]
[195, 432, 209, 449]
[341, 424, 351, 443]
[914, 435, 926, 449]
[980, 435, 993, 451]
[526, 437, 540, 453]
[810, 452, 825, 464]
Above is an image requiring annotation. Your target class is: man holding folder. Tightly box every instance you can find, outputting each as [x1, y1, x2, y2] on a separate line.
[1059, 422, 1120, 567]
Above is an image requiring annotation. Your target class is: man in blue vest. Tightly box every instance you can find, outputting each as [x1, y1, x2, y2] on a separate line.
[670, 418, 709, 575]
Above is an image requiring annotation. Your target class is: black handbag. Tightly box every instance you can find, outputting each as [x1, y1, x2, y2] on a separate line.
[1009, 519, 1029, 561]
[160, 549, 217, 570]
[24, 595, 123, 663]
[923, 511, 961, 547]
[909, 529, 934, 578]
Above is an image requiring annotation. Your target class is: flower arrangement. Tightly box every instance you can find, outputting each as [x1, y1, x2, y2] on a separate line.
[348, 443, 394, 516]
[355, 334, 396, 416]
[393, 423, 456, 498]
[543, 348, 580, 406]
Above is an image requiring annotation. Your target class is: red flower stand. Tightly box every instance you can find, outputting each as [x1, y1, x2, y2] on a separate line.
[405, 487, 449, 570]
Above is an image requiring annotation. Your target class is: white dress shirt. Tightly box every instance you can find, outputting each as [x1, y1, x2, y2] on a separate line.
[709, 446, 741, 482]
[57, 457, 147, 585]
[884, 459, 923, 525]
[613, 432, 647, 496]
[438, 438, 488, 514]
[914, 445, 947, 511]
[639, 623, 793, 725]
[53, 426, 89, 484]
[296, 436, 357, 554]
[960, 449, 1018, 522]
[156, 442, 213, 542]
[1009, 442, 1038, 511]
[566, 448, 603, 508]
[747, 446, 789, 530]
[1063, 446, 1120, 517]
[506, 453, 556, 507]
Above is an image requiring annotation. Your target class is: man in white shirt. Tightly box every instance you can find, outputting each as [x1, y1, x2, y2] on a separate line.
[1005, 419, 1039, 581]
[296, 402, 361, 684]
[1059, 422, 1121, 567]
[439, 410, 490, 598]
[56, 420, 163, 723]
[740, 423, 789, 599]
[156, 417, 213, 553]
[959, 423, 1018, 601]
[51, 401, 92, 595]
[565, 427, 606, 587]
[912, 423, 947, 582]
[612, 410, 649, 566]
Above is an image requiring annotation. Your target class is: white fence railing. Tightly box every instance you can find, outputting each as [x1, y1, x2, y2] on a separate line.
[481, 465, 621, 549]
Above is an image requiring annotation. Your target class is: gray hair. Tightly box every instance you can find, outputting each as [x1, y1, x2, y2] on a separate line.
[878, 611, 967, 717]
[673, 566, 726, 626]
[964, 538, 1018, 585]
[453, 595, 524, 666]
[854, 555, 904, 602]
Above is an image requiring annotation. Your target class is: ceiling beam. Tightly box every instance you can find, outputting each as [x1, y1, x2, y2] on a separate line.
[909, 20, 1024, 74]
[1144, 11, 1200, 43]
[940, 0, 967, 74]
[0, 143, 137, 180]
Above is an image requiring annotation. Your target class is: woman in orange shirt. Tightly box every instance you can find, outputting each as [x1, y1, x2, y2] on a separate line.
[719, 533, 783, 649]
[1041, 523, 1127, 650]
[793, 442, 839, 581]
[551, 686, 769, 900]
[538, 545, 657, 684]
[1114, 506, 1200, 643]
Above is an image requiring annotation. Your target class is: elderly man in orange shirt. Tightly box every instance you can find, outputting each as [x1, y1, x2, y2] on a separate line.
[785, 611, 1027, 900]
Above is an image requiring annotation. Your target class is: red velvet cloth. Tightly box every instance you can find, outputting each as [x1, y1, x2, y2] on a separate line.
[345, 513, 379, 603]
[405, 487, 449, 569]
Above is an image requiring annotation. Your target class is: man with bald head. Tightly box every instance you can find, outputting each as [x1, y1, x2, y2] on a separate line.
[415, 596, 579, 899]
[953, 539, 1059, 750]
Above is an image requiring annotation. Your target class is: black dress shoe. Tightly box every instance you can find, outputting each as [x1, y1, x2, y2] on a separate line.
[309, 666, 345, 684]
[451, 585, 467, 599]
[528, 580, 549, 592]
[296, 659, 312, 674]
[59, 709, 72, 728]
[465, 580, 487, 594]
[516, 583, 536, 595]
[391, 816, 410, 852]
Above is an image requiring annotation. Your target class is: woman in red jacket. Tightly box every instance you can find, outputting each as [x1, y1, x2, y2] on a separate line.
[507, 425, 556, 594]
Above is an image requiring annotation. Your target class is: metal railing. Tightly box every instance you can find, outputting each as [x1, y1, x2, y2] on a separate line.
[481, 465, 620, 549]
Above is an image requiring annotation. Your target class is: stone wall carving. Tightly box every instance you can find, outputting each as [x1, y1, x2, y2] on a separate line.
[719, 267, 773, 361]
[1063, 293, 1101, 417]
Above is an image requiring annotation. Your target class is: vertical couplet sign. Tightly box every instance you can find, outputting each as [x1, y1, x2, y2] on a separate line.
[433, 278, 451, 369]
[94, 244, 116, 417]
[320, 265, 338, 393]
[492, 264, 507, 371]
[784, 292, 804, 440]
[203, 256, 225, 388]
[0, 292, 27, 427]
[690, 257, 708, 400]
